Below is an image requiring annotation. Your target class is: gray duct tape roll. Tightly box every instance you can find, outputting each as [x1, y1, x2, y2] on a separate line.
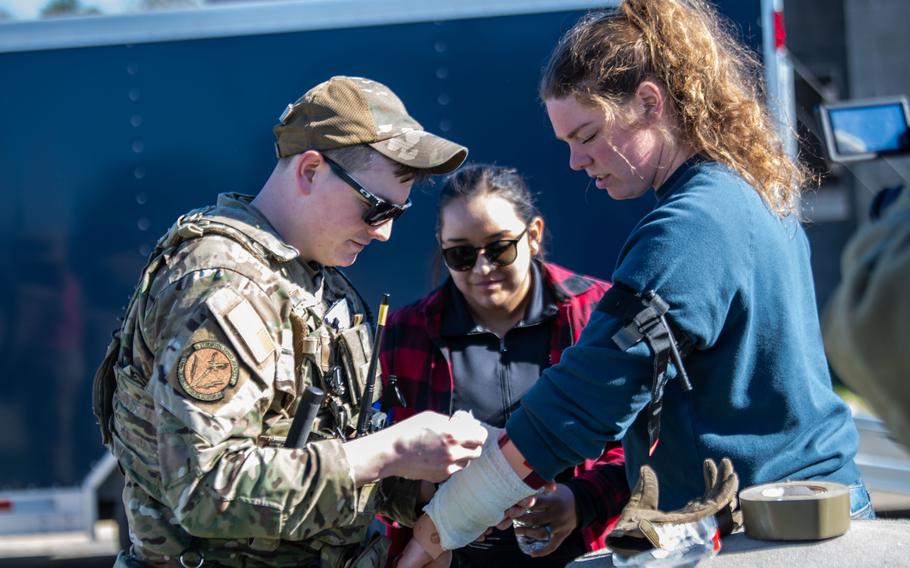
[740, 481, 851, 541]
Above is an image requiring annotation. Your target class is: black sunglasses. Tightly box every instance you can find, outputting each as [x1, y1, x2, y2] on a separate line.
[323, 156, 412, 226]
[441, 227, 530, 272]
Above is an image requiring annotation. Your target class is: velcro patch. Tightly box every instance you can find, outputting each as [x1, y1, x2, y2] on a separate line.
[178, 341, 239, 402]
[227, 299, 275, 364]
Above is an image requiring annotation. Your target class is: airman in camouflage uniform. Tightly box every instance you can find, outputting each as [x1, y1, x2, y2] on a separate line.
[93, 76, 484, 567]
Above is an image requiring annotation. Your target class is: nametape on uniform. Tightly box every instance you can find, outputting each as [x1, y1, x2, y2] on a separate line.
[740, 481, 850, 541]
[226, 299, 275, 364]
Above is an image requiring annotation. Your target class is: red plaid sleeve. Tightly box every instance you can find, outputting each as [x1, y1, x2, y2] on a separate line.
[564, 446, 629, 533]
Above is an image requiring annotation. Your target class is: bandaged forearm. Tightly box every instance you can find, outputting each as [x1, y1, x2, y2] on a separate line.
[423, 432, 537, 550]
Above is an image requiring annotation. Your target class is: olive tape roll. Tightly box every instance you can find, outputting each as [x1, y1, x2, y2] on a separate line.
[739, 481, 851, 541]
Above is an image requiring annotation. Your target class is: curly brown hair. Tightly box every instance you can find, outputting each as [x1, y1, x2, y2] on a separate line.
[540, 0, 807, 216]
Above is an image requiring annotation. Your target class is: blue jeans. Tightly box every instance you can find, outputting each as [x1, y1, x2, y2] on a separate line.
[849, 482, 876, 520]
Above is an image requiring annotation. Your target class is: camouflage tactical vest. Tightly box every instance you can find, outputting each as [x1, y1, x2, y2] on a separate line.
[92, 194, 386, 567]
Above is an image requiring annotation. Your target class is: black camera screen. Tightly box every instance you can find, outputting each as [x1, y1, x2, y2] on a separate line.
[830, 103, 908, 155]
[820, 97, 910, 162]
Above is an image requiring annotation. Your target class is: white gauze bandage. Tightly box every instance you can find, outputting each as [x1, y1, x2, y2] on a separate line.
[423, 426, 537, 551]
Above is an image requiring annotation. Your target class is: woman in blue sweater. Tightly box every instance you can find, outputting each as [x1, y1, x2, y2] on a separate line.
[401, 0, 871, 562]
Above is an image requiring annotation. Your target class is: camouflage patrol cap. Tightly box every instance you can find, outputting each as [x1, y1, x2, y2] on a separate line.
[273, 76, 468, 174]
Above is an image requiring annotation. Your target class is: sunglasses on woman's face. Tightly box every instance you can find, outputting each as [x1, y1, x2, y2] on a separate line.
[323, 156, 412, 226]
[441, 227, 530, 272]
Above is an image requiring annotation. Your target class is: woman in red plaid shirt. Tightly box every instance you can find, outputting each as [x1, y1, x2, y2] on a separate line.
[381, 164, 629, 567]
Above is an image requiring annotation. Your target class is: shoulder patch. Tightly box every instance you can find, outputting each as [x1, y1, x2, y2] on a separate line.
[178, 340, 239, 401]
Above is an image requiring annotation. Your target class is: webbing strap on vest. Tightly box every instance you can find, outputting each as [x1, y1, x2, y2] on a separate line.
[596, 285, 693, 455]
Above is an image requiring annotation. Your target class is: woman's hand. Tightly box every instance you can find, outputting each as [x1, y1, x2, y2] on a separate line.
[509, 483, 579, 557]
[496, 490, 545, 530]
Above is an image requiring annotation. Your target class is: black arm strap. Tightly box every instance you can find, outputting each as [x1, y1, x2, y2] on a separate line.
[596, 284, 693, 455]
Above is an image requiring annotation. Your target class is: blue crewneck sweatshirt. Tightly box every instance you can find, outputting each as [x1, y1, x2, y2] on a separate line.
[507, 159, 861, 509]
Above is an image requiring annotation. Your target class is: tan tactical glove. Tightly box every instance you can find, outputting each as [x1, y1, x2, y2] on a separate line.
[606, 457, 743, 555]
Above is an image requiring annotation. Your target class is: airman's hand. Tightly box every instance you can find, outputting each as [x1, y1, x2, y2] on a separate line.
[381, 410, 487, 482]
[344, 410, 486, 485]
